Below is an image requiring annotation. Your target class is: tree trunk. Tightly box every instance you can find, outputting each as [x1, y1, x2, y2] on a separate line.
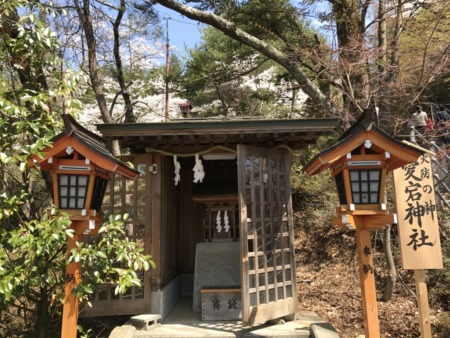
[74, 0, 121, 156]
[377, 0, 388, 119]
[1, 10, 49, 103]
[376, 11, 397, 295]
[388, 0, 404, 83]
[382, 225, 397, 301]
[331, 0, 370, 117]
[35, 286, 49, 338]
[113, 0, 136, 123]
[291, 84, 299, 117]
[377, 0, 387, 82]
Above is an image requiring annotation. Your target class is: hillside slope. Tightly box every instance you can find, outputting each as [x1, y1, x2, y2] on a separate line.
[294, 218, 446, 337]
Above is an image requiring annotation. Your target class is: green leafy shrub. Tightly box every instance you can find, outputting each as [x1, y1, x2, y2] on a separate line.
[291, 134, 340, 227]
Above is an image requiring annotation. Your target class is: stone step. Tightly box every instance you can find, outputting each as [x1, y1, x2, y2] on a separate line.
[110, 311, 338, 338]
[131, 324, 311, 337]
[310, 322, 340, 338]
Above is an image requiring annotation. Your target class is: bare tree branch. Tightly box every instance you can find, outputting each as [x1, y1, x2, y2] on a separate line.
[155, 0, 335, 115]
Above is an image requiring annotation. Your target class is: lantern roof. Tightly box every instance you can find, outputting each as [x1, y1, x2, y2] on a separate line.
[305, 109, 424, 176]
[30, 114, 139, 180]
[178, 101, 193, 109]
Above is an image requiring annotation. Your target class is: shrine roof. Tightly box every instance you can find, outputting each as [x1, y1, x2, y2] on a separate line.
[95, 117, 338, 154]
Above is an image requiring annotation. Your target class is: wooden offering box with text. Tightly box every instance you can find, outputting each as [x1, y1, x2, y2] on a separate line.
[201, 288, 241, 321]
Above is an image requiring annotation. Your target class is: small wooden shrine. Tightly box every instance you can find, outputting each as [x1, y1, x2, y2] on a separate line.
[89, 117, 337, 325]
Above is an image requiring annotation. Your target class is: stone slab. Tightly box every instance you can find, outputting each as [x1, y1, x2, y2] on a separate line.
[192, 242, 241, 313]
[132, 321, 311, 337]
[310, 322, 339, 338]
[248, 320, 310, 337]
[109, 325, 136, 338]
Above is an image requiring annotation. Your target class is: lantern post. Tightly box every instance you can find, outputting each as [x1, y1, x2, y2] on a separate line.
[29, 115, 138, 338]
[305, 109, 424, 338]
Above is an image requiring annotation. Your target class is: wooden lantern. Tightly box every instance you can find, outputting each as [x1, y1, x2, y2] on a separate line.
[31, 115, 138, 224]
[305, 109, 423, 231]
[29, 114, 138, 338]
[305, 109, 424, 338]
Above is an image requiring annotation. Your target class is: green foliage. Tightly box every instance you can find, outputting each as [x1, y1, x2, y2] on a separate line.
[144, 54, 184, 95]
[183, 28, 257, 96]
[0, 2, 155, 336]
[182, 26, 292, 117]
[0, 212, 73, 304]
[180, 0, 327, 117]
[291, 134, 341, 226]
[237, 0, 319, 51]
[398, 0, 450, 103]
[423, 74, 450, 107]
[71, 214, 155, 299]
[77, 325, 94, 338]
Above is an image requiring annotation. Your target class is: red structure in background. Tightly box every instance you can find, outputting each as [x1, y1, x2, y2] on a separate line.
[178, 101, 193, 117]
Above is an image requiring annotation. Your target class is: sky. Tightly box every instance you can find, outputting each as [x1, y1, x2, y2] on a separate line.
[154, 2, 335, 59]
[155, 5, 205, 59]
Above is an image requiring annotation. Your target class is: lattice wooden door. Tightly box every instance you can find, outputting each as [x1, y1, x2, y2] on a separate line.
[237, 145, 297, 326]
[80, 154, 152, 317]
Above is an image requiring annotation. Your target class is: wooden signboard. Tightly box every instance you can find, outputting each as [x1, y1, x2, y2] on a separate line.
[393, 154, 443, 270]
[201, 288, 242, 321]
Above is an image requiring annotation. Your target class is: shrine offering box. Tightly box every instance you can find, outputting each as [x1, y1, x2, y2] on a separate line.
[201, 288, 242, 321]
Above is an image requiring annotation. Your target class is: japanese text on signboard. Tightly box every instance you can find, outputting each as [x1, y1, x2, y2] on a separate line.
[393, 154, 443, 270]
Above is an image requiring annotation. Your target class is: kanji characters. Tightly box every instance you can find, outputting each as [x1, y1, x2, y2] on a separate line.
[407, 229, 433, 251]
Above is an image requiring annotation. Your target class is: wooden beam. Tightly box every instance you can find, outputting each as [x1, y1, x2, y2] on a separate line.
[61, 226, 84, 338]
[151, 153, 162, 290]
[333, 214, 396, 231]
[414, 270, 432, 338]
[142, 154, 153, 312]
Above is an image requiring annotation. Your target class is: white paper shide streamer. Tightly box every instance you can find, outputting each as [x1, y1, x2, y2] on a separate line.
[216, 211, 222, 233]
[173, 156, 181, 186]
[193, 154, 205, 183]
[224, 210, 230, 232]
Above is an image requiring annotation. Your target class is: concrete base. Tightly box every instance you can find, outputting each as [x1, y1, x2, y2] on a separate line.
[150, 275, 181, 321]
[192, 242, 241, 313]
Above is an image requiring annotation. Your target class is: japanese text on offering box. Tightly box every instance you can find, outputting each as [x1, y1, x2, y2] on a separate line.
[393, 154, 443, 270]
